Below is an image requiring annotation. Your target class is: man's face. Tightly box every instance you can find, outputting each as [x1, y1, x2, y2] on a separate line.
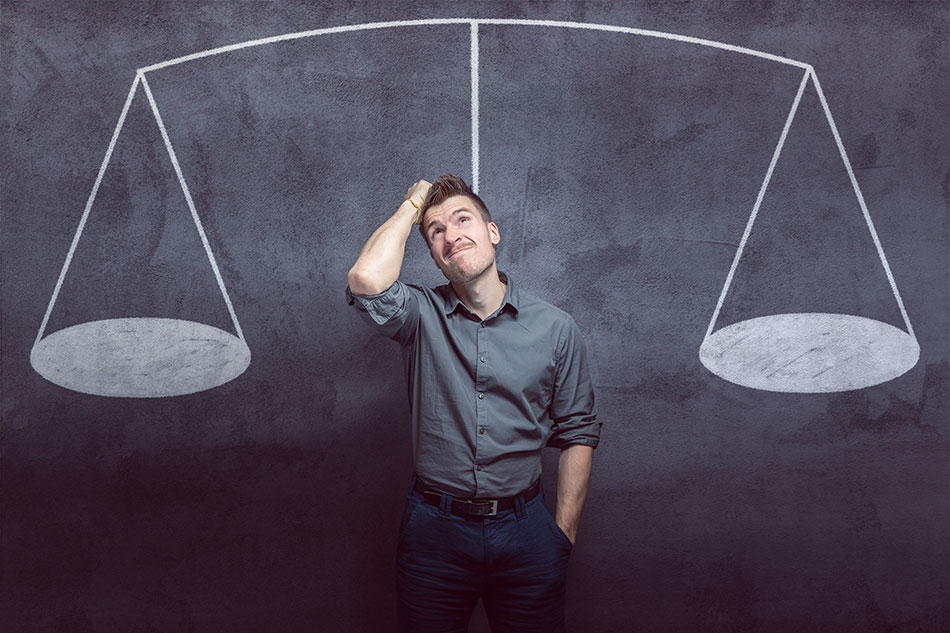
[423, 194, 500, 284]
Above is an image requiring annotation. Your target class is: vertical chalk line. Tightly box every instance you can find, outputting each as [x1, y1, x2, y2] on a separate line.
[810, 70, 916, 340]
[704, 67, 812, 341]
[34, 74, 143, 347]
[470, 21, 480, 194]
[139, 72, 246, 342]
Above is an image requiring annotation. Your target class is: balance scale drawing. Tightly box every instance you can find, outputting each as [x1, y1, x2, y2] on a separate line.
[29, 18, 920, 398]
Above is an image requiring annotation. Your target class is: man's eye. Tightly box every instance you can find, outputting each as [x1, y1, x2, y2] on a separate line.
[433, 228, 443, 236]
[459, 217, 469, 223]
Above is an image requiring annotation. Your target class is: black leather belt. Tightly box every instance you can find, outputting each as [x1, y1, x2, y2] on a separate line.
[414, 476, 541, 517]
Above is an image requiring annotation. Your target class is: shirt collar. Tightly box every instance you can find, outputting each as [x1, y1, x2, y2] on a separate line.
[444, 271, 520, 317]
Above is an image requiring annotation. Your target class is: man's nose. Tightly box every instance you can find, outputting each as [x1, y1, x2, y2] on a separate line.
[444, 225, 463, 243]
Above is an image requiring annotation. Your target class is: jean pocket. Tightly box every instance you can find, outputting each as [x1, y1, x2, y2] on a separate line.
[540, 503, 574, 551]
[399, 493, 422, 538]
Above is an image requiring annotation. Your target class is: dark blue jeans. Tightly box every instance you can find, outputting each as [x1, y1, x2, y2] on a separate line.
[396, 475, 573, 633]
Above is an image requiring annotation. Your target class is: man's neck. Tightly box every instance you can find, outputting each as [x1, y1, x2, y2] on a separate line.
[451, 265, 507, 321]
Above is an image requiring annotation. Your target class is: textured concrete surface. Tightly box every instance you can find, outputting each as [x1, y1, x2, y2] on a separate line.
[2, 1, 947, 631]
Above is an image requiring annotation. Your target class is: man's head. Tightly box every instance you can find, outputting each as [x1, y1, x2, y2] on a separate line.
[419, 174, 500, 284]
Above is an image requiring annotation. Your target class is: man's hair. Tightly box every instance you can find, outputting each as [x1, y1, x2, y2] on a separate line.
[418, 174, 492, 244]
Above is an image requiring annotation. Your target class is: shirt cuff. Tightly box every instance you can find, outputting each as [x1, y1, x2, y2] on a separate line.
[345, 281, 406, 325]
[546, 421, 601, 450]
[560, 439, 599, 450]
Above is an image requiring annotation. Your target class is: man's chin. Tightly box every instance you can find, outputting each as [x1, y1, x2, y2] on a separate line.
[443, 262, 494, 285]
[443, 269, 475, 284]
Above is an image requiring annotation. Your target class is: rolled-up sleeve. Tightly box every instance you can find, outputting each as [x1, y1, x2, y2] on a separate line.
[345, 281, 420, 344]
[546, 317, 601, 450]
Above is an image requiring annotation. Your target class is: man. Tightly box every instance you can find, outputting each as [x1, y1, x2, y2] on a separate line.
[346, 174, 600, 632]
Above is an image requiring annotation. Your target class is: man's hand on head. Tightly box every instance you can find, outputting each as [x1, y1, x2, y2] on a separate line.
[405, 180, 432, 224]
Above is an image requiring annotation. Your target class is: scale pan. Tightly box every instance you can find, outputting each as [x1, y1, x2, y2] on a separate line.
[31, 317, 251, 397]
[699, 313, 919, 393]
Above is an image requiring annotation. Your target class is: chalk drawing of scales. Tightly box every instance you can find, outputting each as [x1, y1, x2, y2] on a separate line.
[30, 19, 920, 397]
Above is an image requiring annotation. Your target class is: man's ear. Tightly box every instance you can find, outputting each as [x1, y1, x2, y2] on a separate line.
[489, 222, 500, 246]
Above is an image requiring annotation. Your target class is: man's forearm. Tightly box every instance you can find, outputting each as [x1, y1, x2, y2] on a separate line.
[348, 180, 430, 296]
[347, 200, 417, 295]
[555, 444, 594, 545]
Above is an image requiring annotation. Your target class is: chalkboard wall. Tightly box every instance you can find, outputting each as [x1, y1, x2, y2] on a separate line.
[3, 1, 947, 631]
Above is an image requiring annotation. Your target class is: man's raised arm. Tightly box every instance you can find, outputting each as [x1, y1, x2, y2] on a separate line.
[347, 180, 431, 296]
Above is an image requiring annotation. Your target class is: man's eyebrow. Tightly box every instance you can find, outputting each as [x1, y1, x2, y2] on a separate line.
[427, 208, 471, 232]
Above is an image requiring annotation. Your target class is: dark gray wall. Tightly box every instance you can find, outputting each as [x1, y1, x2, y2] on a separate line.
[2, 1, 947, 631]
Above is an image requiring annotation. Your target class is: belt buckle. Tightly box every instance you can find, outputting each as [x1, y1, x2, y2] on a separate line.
[471, 499, 498, 517]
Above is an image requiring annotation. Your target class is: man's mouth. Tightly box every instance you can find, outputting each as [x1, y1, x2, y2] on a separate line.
[448, 245, 473, 259]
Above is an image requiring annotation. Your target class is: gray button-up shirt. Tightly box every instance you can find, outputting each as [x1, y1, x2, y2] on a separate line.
[346, 272, 600, 498]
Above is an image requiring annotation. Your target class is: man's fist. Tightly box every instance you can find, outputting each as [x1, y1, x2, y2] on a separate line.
[404, 180, 432, 223]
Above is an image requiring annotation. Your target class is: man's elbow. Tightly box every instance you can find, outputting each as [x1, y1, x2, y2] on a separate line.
[347, 266, 388, 296]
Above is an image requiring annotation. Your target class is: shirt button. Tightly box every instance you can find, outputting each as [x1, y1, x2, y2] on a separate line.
[479, 356, 486, 363]
[476, 465, 483, 471]
[480, 323, 486, 328]
[479, 427, 486, 434]
[477, 392, 484, 399]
